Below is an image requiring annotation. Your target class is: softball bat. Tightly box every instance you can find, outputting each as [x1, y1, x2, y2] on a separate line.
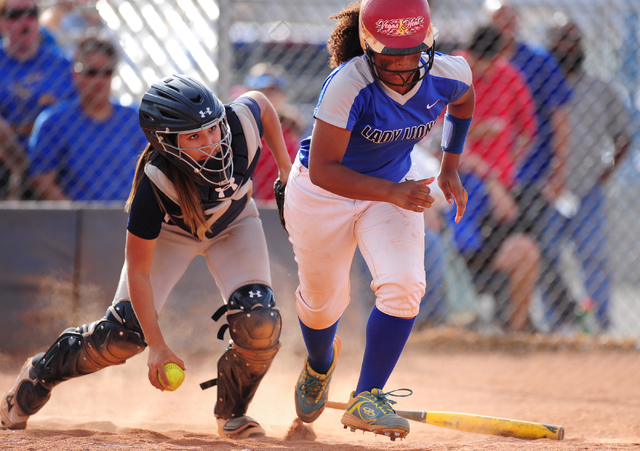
[325, 401, 564, 440]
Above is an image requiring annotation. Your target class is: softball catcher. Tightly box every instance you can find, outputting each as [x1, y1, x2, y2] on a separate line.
[0, 74, 291, 438]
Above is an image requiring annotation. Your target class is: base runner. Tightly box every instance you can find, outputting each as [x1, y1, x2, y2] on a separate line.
[283, 0, 474, 441]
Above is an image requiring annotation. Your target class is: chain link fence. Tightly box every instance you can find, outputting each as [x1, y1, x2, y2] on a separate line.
[1, 0, 639, 339]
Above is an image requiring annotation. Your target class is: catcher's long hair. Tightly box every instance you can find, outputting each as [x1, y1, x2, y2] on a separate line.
[126, 144, 208, 236]
[327, 1, 363, 68]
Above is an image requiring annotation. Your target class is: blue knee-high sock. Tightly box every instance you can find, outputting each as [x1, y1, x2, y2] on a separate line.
[299, 317, 340, 374]
[355, 306, 415, 395]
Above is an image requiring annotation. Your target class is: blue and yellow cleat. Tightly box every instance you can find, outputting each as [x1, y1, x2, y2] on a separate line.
[341, 388, 412, 441]
[294, 335, 342, 423]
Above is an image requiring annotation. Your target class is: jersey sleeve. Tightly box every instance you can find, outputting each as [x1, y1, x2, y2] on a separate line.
[27, 106, 64, 175]
[126, 175, 167, 240]
[314, 58, 373, 131]
[431, 53, 472, 103]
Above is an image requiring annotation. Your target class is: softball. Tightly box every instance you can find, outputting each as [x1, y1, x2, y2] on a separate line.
[159, 362, 185, 391]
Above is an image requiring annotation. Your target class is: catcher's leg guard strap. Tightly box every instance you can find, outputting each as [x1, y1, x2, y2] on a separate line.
[32, 300, 147, 392]
[214, 284, 282, 419]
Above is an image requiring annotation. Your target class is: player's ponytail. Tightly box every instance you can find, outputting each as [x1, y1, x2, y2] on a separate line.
[125, 143, 207, 236]
[161, 161, 208, 236]
[125, 144, 153, 213]
[327, 1, 363, 68]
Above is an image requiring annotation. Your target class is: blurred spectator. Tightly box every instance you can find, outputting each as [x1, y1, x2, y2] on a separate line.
[40, 0, 117, 60]
[492, 4, 578, 330]
[449, 25, 540, 333]
[449, 166, 540, 334]
[27, 35, 147, 201]
[39, 0, 76, 35]
[545, 22, 633, 332]
[0, 0, 76, 198]
[240, 62, 304, 202]
[455, 25, 537, 190]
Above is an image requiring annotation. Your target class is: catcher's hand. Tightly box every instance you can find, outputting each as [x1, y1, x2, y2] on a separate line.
[273, 178, 286, 230]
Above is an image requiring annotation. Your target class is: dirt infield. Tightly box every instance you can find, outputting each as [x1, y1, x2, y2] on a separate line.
[1, 329, 639, 451]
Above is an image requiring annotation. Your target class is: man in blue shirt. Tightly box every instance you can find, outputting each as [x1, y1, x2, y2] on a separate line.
[0, 0, 76, 198]
[28, 36, 147, 201]
[492, 4, 577, 331]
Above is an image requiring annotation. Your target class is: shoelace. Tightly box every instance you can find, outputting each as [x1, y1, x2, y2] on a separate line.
[301, 365, 327, 400]
[371, 388, 413, 414]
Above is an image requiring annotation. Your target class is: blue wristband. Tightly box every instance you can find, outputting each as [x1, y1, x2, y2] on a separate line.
[441, 113, 472, 154]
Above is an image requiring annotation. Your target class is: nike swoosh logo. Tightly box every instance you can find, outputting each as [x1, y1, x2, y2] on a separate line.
[426, 100, 441, 109]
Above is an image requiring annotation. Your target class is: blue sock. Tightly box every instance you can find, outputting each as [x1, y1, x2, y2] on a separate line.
[355, 306, 415, 395]
[299, 317, 340, 374]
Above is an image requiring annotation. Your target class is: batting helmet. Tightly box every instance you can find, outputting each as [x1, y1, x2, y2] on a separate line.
[139, 74, 233, 188]
[358, 0, 435, 86]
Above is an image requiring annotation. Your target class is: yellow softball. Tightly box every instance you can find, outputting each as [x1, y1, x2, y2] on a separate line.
[159, 362, 185, 391]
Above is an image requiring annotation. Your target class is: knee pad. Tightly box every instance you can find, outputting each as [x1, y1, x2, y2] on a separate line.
[212, 283, 282, 353]
[207, 284, 282, 419]
[32, 300, 147, 392]
[227, 286, 282, 354]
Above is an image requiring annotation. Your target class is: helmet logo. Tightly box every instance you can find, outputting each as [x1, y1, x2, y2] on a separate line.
[376, 16, 424, 36]
[199, 107, 212, 118]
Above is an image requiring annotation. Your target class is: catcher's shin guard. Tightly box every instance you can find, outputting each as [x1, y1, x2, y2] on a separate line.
[207, 284, 282, 420]
[18, 300, 147, 416]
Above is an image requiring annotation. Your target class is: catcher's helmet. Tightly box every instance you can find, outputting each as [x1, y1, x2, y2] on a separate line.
[139, 74, 233, 188]
[358, 0, 435, 87]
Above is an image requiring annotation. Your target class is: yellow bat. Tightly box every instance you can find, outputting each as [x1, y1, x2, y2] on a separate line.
[325, 401, 564, 440]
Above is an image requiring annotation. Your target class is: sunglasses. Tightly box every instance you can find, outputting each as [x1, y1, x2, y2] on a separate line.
[77, 68, 115, 77]
[2, 7, 38, 20]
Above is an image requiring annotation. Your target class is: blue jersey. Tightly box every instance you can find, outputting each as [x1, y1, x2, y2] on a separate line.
[0, 45, 76, 148]
[28, 99, 147, 201]
[510, 41, 572, 185]
[297, 52, 471, 183]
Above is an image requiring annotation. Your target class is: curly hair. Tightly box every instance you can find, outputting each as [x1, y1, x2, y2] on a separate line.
[327, 1, 363, 68]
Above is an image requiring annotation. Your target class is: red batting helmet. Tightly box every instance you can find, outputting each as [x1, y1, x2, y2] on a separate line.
[358, 0, 435, 86]
[359, 0, 434, 55]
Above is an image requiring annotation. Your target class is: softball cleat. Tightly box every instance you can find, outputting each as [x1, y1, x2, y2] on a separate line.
[0, 357, 40, 430]
[341, 388, 412, 440]
[216, 416, 266, 439]
[294, 335, 342, 423]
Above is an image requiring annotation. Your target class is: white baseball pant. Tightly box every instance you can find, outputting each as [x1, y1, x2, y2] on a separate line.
[113, 199, 272, 311]
[284, 159, 426, 329]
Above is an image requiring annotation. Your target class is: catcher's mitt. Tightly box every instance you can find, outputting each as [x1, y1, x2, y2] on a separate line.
[273, 178, 286, 230]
